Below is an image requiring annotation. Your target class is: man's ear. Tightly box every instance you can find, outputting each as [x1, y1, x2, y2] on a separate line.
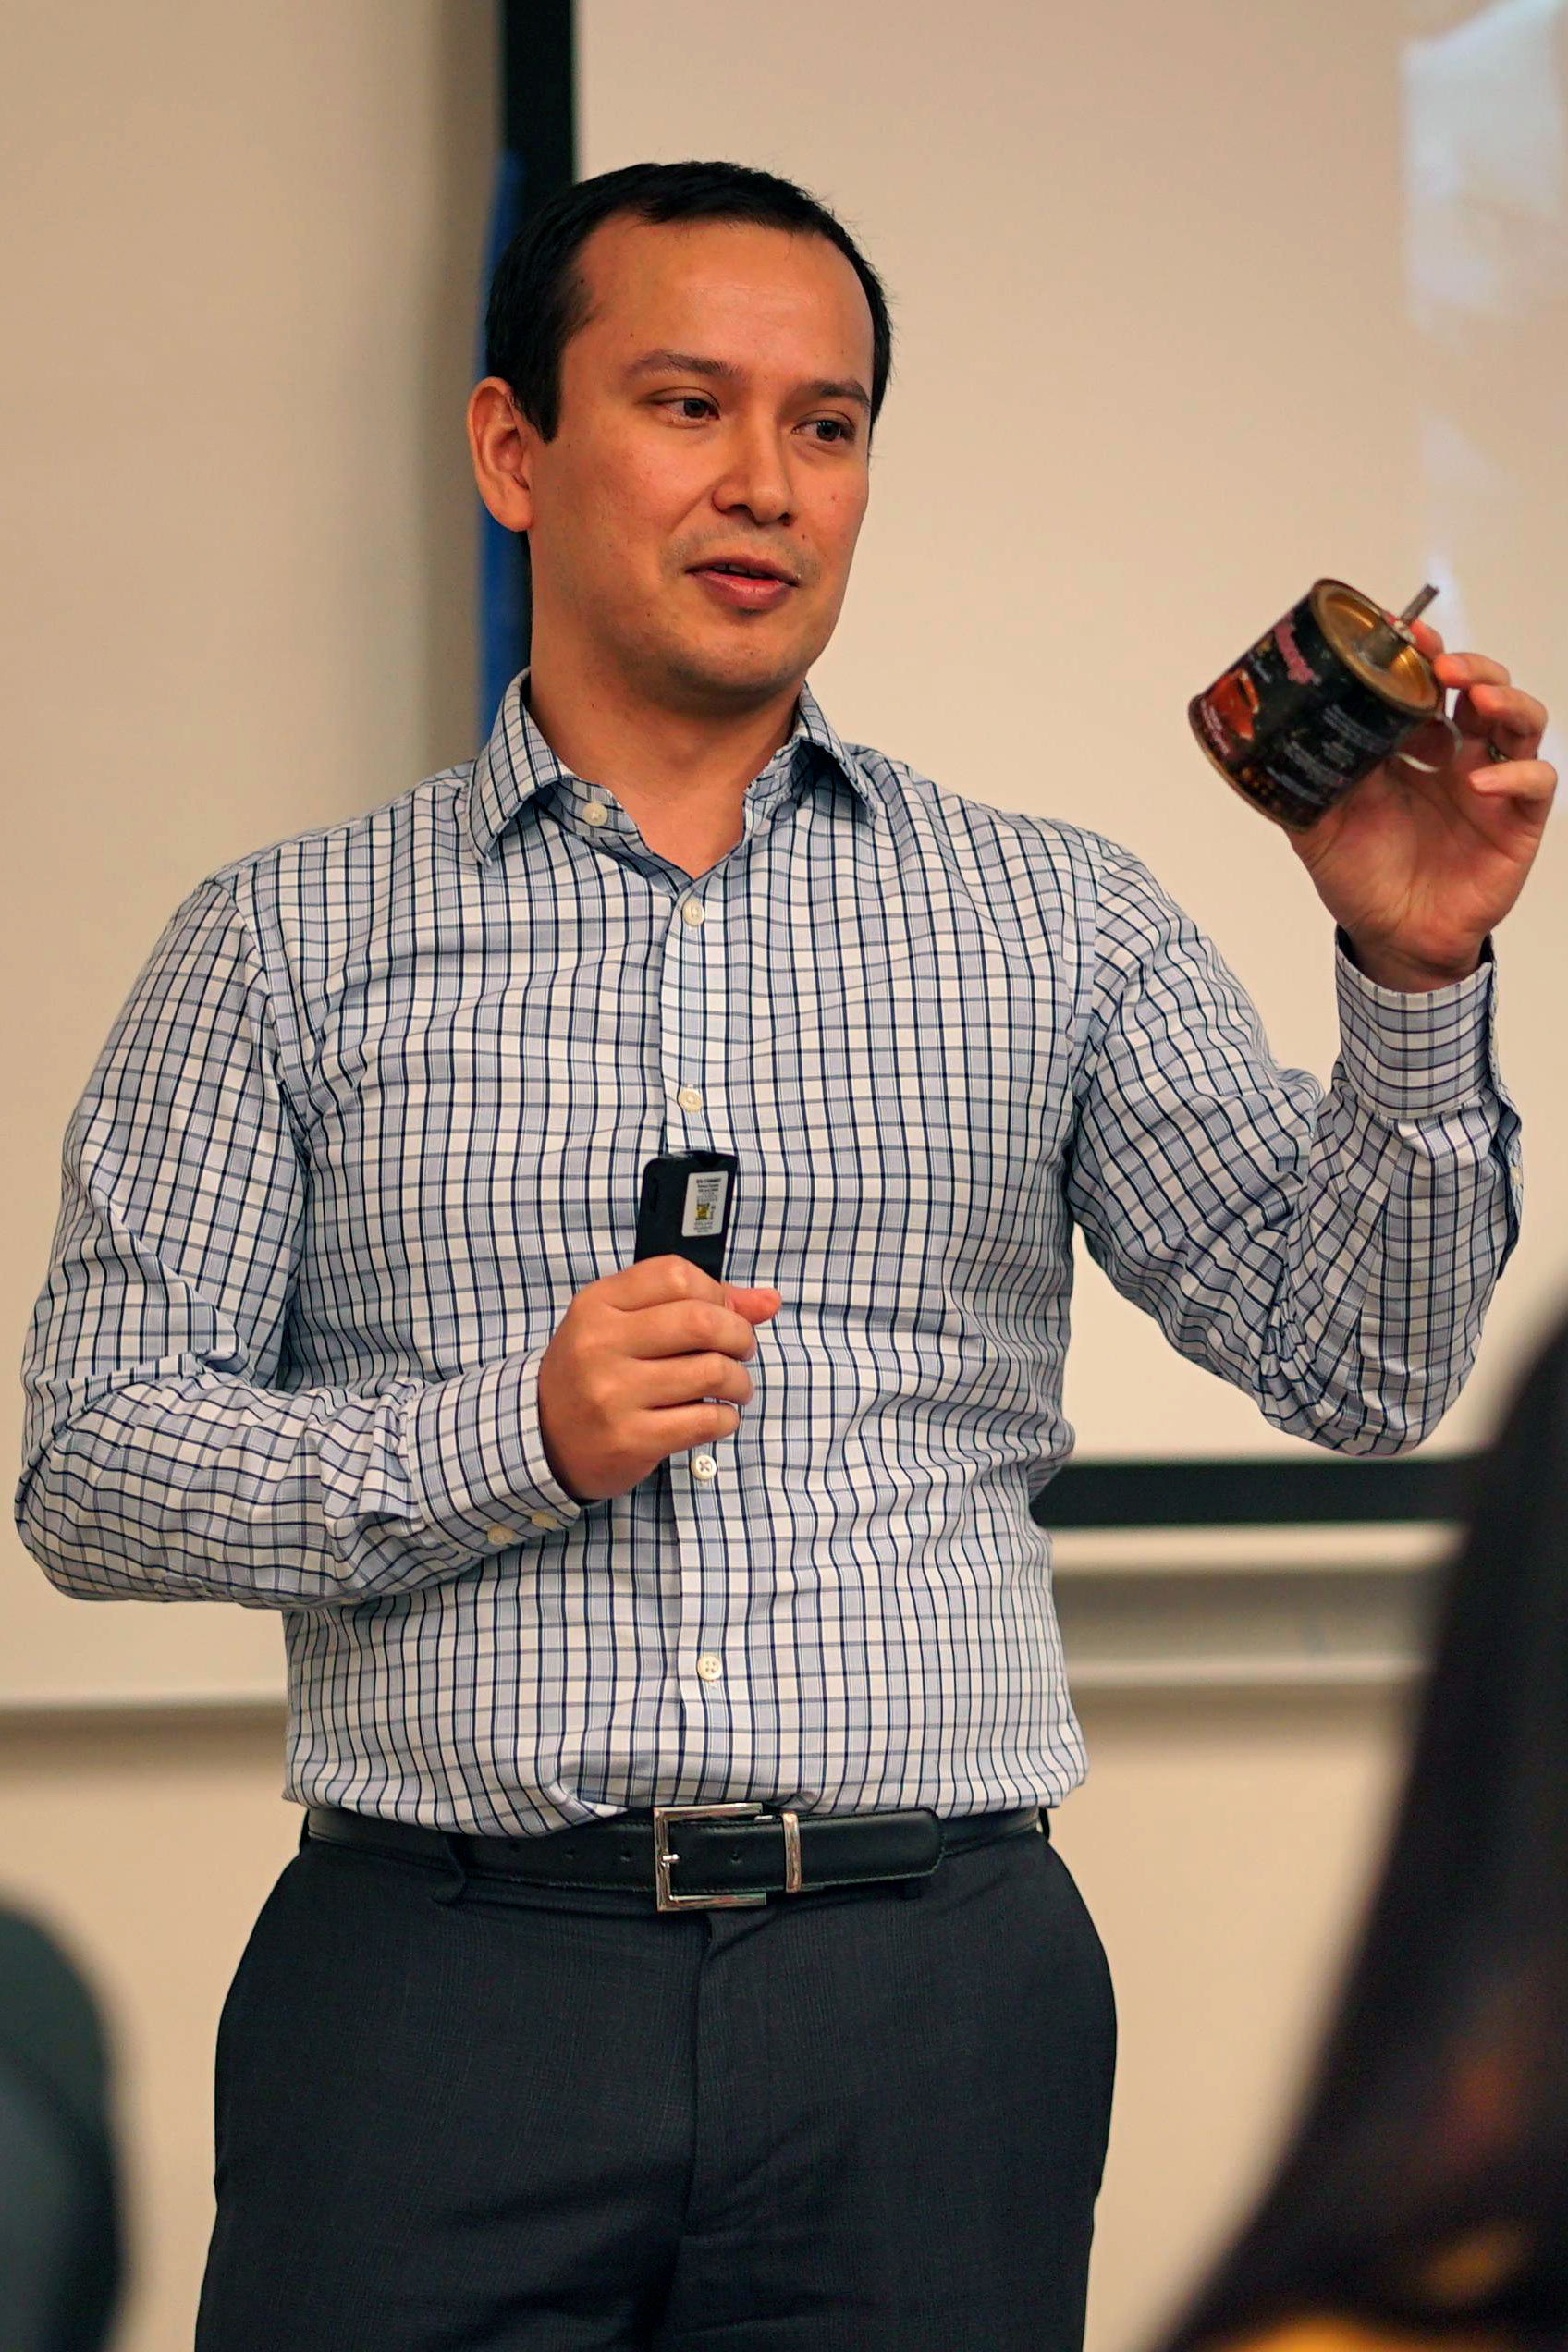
[467, 378, 534, 533]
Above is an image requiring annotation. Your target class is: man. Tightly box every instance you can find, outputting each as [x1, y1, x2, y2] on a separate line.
[17, 159, 1553, 2352]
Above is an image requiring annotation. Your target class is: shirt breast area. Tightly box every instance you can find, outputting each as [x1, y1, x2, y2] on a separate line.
[262, 772, 1087, 1385]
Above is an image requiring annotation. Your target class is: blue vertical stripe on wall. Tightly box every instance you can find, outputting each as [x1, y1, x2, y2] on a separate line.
[479, 144, 528, 742]
[477, 2, 575, 743]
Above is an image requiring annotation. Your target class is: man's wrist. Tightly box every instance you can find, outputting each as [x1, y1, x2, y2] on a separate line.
[1333, 928, 1497, 1122]
[1339, 928, 1486, 993]
[403, 1349, 584, 1562]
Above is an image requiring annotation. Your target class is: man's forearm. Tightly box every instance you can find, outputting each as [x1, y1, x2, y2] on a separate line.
[16, 1351, 581, 1610]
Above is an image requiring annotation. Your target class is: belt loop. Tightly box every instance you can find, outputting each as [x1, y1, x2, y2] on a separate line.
[428, 1831, 470, 1905]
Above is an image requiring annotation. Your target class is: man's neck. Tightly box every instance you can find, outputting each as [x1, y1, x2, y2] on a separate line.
[523, 654, 801, 878]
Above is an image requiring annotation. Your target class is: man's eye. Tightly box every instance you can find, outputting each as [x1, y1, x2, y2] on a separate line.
[656, 398, 855, 442]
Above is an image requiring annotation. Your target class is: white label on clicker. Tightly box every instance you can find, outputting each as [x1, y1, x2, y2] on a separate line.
[682, 1171, 729, 1237]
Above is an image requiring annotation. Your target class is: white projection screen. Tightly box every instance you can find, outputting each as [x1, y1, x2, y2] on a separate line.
[578, 0, 1568, 1464]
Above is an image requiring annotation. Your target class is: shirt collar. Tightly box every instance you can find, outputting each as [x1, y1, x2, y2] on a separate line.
[460, 669, 878, 862]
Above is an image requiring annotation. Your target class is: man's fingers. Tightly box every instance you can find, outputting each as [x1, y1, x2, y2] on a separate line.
[637, 1353, 755, 1411]
[643, 1400, 745, 1452]
[617, 1297, 767, 1364]
[600, 1254, 780, 1317]
[1435, 650, 1512, 692]
[1455, 681, 1548, 756]
[597, 1254, 727, 1308]
[1464, 757, 1558, 808]
[727, 1285, 783, 1317]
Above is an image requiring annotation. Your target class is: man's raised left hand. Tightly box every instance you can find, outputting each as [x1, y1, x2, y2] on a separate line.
[1289, 618, 1555, 992]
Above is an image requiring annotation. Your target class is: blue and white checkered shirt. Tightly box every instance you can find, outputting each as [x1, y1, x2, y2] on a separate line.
[18, 678, 1521, 1832]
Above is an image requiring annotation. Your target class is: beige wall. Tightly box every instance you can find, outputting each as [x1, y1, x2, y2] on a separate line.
[2, 5, 1556, 2352]
[4, 0, 496, 1709]
[1060, 1692, 1409, 2352]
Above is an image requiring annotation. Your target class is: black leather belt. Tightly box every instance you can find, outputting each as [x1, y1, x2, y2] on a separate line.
[305, 1799, 1044, 1913]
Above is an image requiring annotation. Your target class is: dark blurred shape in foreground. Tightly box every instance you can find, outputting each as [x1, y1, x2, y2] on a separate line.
[0, 1908, 120, 2352]
[1160, 1301, 1568, 2352]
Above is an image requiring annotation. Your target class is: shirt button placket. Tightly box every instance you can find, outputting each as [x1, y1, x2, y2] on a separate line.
[672, 892, 714, 1123]
[663, 883, 736, 1741]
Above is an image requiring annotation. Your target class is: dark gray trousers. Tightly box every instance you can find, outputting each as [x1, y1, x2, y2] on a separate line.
[196, 1813, 1115, 2351]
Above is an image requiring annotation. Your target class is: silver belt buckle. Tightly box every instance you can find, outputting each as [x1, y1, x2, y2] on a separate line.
[652, 1801, 769, 1912]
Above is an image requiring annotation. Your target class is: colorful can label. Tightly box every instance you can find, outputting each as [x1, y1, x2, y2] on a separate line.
[1190, 579, 1441, 829]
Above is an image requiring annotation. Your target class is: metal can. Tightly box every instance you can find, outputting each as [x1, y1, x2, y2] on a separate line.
[1189, 578, 1444, 830]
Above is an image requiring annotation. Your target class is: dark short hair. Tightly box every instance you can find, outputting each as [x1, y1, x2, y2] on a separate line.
[484, 158, 894, 443]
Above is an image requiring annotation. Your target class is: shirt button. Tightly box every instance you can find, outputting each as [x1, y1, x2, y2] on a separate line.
[680, 899, 705, 927]
[692, 1453, 718, 1482]
[582, 801, 609, 827]
[677, 1085, 704, 1113]
[484, 1525, 517, 1547]
[696, 1653, 723, 1683]
[529, 1511, 561, 1531]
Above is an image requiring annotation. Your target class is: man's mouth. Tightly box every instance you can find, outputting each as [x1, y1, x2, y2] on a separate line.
[688, 556, 799, 585]
[688, 559, 799, 610]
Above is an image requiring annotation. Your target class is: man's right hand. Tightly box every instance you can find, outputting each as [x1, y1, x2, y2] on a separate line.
[536, 1256, 782, 1502]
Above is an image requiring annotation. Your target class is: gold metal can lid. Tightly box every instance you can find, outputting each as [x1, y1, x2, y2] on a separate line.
[1310, 578, 1440, 714]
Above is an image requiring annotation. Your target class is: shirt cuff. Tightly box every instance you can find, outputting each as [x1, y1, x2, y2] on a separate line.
[400, 1347, 588, 1564]
[1333, 929, 1501, 1121]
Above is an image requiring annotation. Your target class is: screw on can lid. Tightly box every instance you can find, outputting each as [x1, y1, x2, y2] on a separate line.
[1311, 580, 1441, 715]
[1362, 582, 1439, 669]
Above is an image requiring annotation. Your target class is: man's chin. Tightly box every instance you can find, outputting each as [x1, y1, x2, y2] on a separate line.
[659, 635, 813, 711]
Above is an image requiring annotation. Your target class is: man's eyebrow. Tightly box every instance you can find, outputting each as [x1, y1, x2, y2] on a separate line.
[622, 348, 872, 412]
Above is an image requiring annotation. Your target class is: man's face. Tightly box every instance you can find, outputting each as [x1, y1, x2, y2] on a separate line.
[521, 214, 876, 713]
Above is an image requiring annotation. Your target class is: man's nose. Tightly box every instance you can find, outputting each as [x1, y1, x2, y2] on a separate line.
[712, 422, 794, 526]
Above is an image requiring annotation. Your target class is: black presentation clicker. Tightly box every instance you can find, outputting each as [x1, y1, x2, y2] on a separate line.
[633, 1151, 739, 1280]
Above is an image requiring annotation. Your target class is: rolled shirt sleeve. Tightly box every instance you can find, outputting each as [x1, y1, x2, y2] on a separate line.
[1065, 839, 1521, 1453]
[16, 879, 582, 1610]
